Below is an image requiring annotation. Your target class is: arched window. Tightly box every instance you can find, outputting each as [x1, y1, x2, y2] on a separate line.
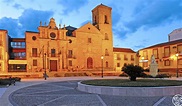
[105, 33, 109, 40]
[106, 61, 108, 67]
[87, 57, 93, 69]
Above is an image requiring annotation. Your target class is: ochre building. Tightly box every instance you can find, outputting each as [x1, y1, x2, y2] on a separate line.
[1, 4, 133, 77]
[138, 39, 182, 76]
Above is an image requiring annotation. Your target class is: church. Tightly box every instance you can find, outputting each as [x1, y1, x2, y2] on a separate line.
[0, 4, 137, 78]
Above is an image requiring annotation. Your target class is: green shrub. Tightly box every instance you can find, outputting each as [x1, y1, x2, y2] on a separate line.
[122, 64, 144, 81]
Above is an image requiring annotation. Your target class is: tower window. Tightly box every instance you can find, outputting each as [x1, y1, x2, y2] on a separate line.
[105, 33, 109, 40]
[104, 15, 108, 24]
[88, 38, 92, 43]
[94, 16, 97, 24]
[105, 49, 109, 56]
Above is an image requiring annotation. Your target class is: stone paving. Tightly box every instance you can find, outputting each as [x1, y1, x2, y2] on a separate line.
[8, 80, 175, 106]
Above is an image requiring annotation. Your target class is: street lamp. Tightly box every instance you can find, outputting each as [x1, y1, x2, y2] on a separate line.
[176, 53, 179, 78]
[101, 56, 104, 78]
[43, 53, 47, 80]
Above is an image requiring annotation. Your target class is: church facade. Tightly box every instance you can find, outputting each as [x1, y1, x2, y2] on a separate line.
[1, 4, 135, 77]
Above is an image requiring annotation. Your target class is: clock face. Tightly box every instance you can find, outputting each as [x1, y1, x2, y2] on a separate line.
[50, 32, 56, 38]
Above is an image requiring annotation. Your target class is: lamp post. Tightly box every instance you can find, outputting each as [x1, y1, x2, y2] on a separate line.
[101, 56, 104, 78]
[44, 53, 47, 80]
[176, 53, 179, 78]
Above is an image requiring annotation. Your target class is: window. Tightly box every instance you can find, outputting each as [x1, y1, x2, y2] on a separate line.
[164, 47, 170, 57]
[117, 54, 121, 60]
[177, 45, 182, 55]
[117, 63, 120, 67]
[131, 55, 134, 61]
[179, 59, 182, 65]
[105, 49, 109, 56]
[143, 51, 148, 59]
[11, 42, 25, 48]
[69, 60, 72, 66]
[68, 50, 73, 58]
[32, 48, 37, 57]
[33, 60, 37, 66]
[104, 15, 108, 24]
[105, 33, 109, 40]
[88, 38, 92, 43]
[153, 49, 158, 58]
[51, 49, 56, 57]
[8, 64, 27, 72]
[94, 16, 97, 24]
[124, 55, 128, 60]
[106, 61, 108, 67]
[164, 60, 170, 66]
[10, 52, 26, 59]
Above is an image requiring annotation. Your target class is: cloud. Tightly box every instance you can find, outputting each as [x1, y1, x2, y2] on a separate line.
[13, 3, 23, 9]
[19, 9, 54, 32]
[0, 9, 54, 37]
[0, 17, 20, 37]
[57, 0, 88, 15]
[124, 0, 182, 35]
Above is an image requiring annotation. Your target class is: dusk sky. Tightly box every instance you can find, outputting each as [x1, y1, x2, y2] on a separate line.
[1, 0, 182, 51]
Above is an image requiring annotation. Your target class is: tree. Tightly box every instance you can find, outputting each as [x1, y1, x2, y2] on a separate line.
[122, 64, 144, 81]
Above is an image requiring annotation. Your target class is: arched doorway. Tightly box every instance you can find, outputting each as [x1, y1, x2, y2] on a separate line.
[87, 57, 93, 69]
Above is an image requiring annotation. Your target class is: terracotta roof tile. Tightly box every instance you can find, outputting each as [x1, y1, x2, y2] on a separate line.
[113, 47, 136, 53]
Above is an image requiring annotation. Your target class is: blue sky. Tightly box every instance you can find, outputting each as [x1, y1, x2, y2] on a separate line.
[0, 0, 182, 51]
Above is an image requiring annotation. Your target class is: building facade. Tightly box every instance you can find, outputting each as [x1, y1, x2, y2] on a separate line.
[113, 48, 137, 72]
[138, 39, 182, 76]
[0, 4, 122, 77]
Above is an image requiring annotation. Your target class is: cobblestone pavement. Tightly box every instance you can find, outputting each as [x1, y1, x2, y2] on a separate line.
[9, 80, 176, 106]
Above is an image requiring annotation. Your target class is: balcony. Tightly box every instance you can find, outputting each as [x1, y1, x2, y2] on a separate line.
[67, 54, 76, 59]
[131, 58, 134, 61]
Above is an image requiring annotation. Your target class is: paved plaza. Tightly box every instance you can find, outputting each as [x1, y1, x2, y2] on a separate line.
[0, 77, 179, 106]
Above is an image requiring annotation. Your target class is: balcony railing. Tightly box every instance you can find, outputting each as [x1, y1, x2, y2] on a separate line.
[67, 54, 76, 59]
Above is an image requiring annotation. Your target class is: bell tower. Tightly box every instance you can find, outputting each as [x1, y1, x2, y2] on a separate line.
[92, 4, 114, 70]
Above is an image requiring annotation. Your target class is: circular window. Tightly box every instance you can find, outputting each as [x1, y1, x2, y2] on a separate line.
[50, 32, 56, 38]
[32, 36, 36, 40]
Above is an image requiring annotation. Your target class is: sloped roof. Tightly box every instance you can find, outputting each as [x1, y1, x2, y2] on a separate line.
[113, 47, 136, 53]
[26, 31, 39, 33]
[140, 39, 182, 50]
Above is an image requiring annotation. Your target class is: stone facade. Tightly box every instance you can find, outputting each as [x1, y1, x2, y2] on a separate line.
[0, 30, 9, 74]
[0, 4, 122, 77]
